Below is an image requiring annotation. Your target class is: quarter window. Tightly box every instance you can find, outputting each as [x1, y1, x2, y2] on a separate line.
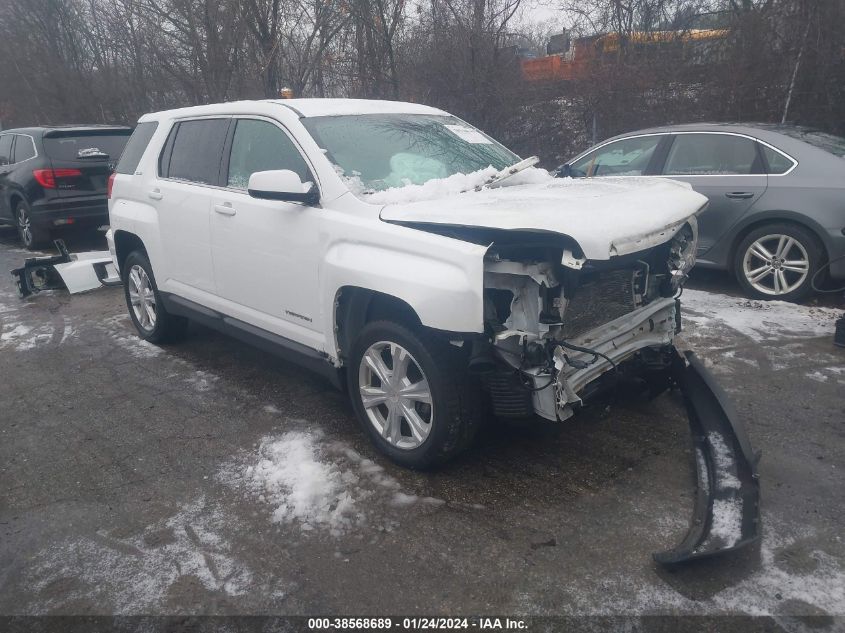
[116, 122, 158, 175]
[165, 119, 230, 185]
[664, 134, 762, 175]
[13, 135, 36, 162]
[570, 136, 662, 177]
[0, 134, 13, 165]
[759, 144, 795, 175]
[226, 119, 312, 189]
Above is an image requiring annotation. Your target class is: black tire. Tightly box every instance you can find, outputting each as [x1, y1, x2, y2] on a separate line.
[347, 320, 481, 469]
[122, 250, 188, 343]
[14, 199, 50, 250]
[733, 223, 823, 302]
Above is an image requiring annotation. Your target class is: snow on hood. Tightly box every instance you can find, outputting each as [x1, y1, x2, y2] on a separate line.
[379, 173, 708, 260]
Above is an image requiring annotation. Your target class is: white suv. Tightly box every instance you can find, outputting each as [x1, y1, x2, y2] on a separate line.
[107, 98, 707, 469]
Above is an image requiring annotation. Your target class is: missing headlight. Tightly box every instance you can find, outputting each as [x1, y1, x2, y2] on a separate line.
[668, 218, 699, 292]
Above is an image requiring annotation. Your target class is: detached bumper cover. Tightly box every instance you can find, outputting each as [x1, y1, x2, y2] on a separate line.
[654, 349, 762, 565]
[11, 240, 118, 297]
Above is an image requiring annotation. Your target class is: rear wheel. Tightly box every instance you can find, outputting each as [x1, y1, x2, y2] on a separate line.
[123, 250, 188, 343]
[348, 320, 480, 469]
[734, 223, 822, 302]
[15, 200, 49, 250]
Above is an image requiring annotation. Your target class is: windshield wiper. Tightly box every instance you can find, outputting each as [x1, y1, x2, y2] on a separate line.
[471, 156, 540, 192]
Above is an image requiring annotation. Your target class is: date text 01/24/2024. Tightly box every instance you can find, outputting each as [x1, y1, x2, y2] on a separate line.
[307, 617, 528, 630]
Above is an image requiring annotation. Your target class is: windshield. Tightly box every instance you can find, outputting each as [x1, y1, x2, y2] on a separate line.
[302, 114, 520, 194]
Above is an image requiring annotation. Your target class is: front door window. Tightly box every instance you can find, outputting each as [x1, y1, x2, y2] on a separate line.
[571, 135, 663, 177]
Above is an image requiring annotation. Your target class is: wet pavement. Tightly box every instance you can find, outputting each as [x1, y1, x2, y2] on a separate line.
[0, 228, 843, 627]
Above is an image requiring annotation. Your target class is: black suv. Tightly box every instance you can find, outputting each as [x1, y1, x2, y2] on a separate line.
[0, 126, 132, 249]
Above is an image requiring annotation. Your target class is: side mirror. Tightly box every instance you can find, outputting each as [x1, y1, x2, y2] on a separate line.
[247, 169, 320, 205]
[553, 163, 572, 178]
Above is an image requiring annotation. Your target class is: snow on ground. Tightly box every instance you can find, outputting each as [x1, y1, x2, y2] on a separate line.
[0, 290, 62, 351]
[220, 425, 444, 536]
[24, 498, 257, 614]
[248, 431, 359, 533]
[682, 289, 841, 343]
[97, 314, 163, 359]
[545, 519, 845, 617]
[682, 289, 845, 385]
[186, 370, 220, 393]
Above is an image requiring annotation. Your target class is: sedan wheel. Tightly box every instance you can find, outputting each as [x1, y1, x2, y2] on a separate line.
[742, 234, 810, 296]
[358, 341, 434, 450]
[127, 264, 157, 331]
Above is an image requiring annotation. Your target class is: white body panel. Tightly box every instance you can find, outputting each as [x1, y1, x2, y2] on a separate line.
[108, 101, 487, 361]
[53, 252, 116, 293]
[108, 99, 696, 368]
[380, 177, 708, 260]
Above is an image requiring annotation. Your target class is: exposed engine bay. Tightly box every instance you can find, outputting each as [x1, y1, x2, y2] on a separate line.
[476, 219, 698, 422]
[446, 216, 760, 566]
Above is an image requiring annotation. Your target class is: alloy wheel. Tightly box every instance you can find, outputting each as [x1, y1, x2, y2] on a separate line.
[358, 341, 434, 450]
[742, 234, 810, 296]
[16, 207, 32, 246]
[127, 264, 157, 331]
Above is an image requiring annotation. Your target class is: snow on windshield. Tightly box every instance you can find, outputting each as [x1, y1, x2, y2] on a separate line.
[343, 165, 554, 205]
[303, 113, 523, 199]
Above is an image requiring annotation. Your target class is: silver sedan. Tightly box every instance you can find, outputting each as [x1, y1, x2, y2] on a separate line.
[562, 123, 845, 301]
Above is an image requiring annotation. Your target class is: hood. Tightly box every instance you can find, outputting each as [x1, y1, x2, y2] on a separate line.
[379, 177, 708, 260]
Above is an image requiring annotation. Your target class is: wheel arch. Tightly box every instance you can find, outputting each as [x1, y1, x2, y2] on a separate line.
[728, 213, 829, 269]
[334, 286, 424, 364]
[9, 192, 25, 214]
[113, 230, 148, 278]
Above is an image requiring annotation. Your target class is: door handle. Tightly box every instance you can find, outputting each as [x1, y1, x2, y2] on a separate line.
[148, 189, 163, 200]
[214, 203, 236, 216]
[725, 192, 754, 199]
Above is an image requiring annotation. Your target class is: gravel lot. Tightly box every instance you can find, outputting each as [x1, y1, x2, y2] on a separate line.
[0, 229, 843, 628]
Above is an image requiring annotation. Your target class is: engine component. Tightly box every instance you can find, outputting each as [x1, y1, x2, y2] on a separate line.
[667, 219, 699, 292]
[468, 339, 498, 375]
[560, 268, 637, 339]
[483, 371, 536, 418]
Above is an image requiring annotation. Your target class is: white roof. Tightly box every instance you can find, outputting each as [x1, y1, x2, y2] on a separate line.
[139, 98, 449, 123]
[267, 98, 449, 118]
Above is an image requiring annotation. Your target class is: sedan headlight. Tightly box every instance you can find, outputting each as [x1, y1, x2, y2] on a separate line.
[668, 217, 698, 291]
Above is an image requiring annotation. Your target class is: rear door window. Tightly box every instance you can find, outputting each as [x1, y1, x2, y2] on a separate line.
[225, 119, 313, 189]
[165, 119, 230, 185]
[43, 132, 131, 162]
[664, 134, 762, 175]
[13, 135, 36, 162]
[116, 122, 158, 175]
[0, 134, 13, 165]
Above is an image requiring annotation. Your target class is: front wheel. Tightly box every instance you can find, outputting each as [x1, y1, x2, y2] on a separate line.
[734, 223, 822, 302]
[123, 250, 188, 343]
[348, 320, 480, 469]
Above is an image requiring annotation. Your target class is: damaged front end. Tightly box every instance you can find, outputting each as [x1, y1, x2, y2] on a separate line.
[475, 217, 761, 564]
